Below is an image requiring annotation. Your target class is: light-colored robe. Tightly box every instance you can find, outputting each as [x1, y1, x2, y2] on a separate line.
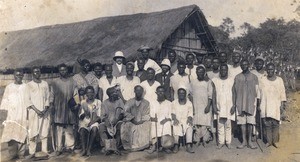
[98, 76, 117, 101]
[212, 77, 235, 121]
[190, 79, 213, 126]
[121, 98, 151, 151]
[1, 83, 29, 143]
[134, 59, 162, 74]
[117, 76, 140, 101]
[27, 80, 50, 139]
[171, 100, 193, 136]
[140, 80, 161, 103]
[260, 77, 286, 121]
[170, 74, 191, 99]
[150, 100, 172, 138]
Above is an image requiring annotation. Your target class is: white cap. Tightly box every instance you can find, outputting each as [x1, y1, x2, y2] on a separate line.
[161, 59, 171, 68]
[114, 51, 125, 59]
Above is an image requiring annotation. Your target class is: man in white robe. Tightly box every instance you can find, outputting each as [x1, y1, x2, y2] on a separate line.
[0, 69, 29, 157]
[148, 86, 172, 153]
[260, 63, 286, 148]
[117, 62, 140, 102]
[140, 68, 161, 103]
[171, 88, 193, 153]
[98, 64, 118, 101]
[26, 67, 51, 155]
[190, 65, 214, 146]
[134, 45, 161, 74]
[212, 64, 235, 149]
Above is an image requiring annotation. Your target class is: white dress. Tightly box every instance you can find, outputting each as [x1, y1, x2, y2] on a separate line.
[170, 74, 191, 99]
[140, 80, 161, 102]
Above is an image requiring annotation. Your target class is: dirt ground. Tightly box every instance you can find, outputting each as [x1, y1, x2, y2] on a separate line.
[1, 86, 300, 162]
[15, 91, 299, 162]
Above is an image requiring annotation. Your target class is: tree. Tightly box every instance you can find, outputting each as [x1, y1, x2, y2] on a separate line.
[219, 17, 235, 34]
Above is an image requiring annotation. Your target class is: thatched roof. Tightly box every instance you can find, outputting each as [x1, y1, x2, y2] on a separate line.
[0, 5, 216, 70]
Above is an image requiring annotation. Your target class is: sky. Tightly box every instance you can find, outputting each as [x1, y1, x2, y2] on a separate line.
[0, 0, 299, 37]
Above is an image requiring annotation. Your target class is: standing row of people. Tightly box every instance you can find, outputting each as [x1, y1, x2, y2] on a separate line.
[0, 45, 287, 159]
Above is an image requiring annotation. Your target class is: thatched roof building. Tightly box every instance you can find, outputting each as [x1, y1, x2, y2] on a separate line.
[0, 5, 217, 72]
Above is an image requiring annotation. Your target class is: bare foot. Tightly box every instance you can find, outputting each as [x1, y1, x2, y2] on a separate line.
[248, 142, 257, 149]
[226, 144, 232, 149]
[217, 144, 224, 149]
[237, 144, 246, 149]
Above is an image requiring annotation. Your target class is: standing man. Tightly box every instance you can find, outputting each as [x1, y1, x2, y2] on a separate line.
[190, 65, 214, 146]
[140, 68, 161, 103]
[121, 85, 151, 151]
[185, 52, 197, 82]
[232, 59, 260, 149]
[212, 64, 235, 149]
[134, 45, 162, 74]
[26, 67, 51, 155]
[0, 69, 29, 158]
[194, 51, 206, 66]
[86, 62, 104, 99]
[73, 59, 91, 91]
[98, 64, 118, 101]
[117, 62, 140, 102]
[112, 51, 127, 78]
[219, 52, 229, 65]
[171, 88, 194, 153]
[167, 50, 178, 74]
[229, 52, 242, 77]
[260, 63, 286, 148]
[207, 57, 220, 79]
[203, 55, 213, 72]
[99, 87, 125, 155]
[135, 58, 148, 82]
[170, 61, 190, 100]
[50, 64, 78, 155]
[155, 59, 173, 101]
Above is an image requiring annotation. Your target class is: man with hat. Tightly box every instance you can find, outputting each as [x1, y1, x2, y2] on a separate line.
[135, 45, 162, 74]
[155, 59, 174, 101]
[112, 51, 127, 78]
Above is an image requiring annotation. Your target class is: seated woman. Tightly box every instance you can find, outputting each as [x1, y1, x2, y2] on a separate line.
[79, 86, 102, 156]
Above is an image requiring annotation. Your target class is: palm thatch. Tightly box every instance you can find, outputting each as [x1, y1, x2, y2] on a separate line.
[0, 5, 217, 71]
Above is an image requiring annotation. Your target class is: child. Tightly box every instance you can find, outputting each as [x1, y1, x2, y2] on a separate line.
[79, 86, 101, 156]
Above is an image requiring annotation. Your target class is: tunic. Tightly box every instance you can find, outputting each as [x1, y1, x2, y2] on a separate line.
[174, 66, 197, 82]
[260, 77, 286, 121]
[150, 100, 172, 138]
[190, 79, 213, 126]
[171, 100, 193, 136]
[100, 99, 124, 124]
[50, 77, 77, 125]
[140, 80, 161, 103]
[98, 76, 117, 101]
[121, 99, 151, 150]
[207, 71, 219, 80]
[134, 59, 162, 74]
[117, 76, 140, 101]
[27, 80, 50, 138]
[79, 99, 101, 129]
[212, 77, 235, 120]
[86, 72, 101, 95]
[170, 74, 191, 99]
[233, 72, 260, 115]
[73, 73, 89, 90]
[0, 83, 29, 143]
[228, 65, 241, 78]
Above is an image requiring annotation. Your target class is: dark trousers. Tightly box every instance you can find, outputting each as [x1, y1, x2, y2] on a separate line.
[263, 118, 280, 144]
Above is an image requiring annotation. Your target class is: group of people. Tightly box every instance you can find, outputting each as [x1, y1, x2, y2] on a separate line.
[0, 45, 287, 159]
